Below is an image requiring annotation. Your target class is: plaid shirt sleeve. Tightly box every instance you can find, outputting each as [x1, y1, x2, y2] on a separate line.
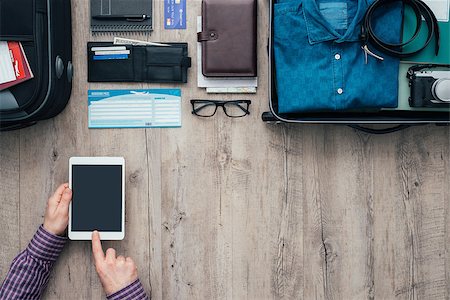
[106, 279, 150, 300]
[0, 225, 67, 300]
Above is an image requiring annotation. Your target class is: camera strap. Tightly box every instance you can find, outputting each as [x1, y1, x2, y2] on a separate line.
[361, 0, 440, 60]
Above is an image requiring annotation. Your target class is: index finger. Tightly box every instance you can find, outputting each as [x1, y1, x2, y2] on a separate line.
[91, 231, 105, 263]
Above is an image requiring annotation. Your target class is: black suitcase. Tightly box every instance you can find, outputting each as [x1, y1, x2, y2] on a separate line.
[263, 0, 450, 134]
[0, 0, 73, 131]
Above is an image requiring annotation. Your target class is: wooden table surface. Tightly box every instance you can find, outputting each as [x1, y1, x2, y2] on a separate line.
[1, 0, 450, 299]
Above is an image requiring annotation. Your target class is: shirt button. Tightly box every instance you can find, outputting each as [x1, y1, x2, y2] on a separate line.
[337, 88, 343, 94]
[335, 53, 341, 60]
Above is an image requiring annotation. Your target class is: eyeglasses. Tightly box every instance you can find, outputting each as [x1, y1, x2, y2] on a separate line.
[190, 100, 251, 118]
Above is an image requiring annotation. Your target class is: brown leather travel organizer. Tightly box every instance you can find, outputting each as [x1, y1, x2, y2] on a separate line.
[197, 0, 257, 77]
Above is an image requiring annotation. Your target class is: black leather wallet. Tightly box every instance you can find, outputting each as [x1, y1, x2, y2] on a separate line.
[87, 42, 191, 83]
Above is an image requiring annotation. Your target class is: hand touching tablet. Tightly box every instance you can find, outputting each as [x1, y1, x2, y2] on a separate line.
[0, 183, 149, 300]
[91, 231, 139, 296]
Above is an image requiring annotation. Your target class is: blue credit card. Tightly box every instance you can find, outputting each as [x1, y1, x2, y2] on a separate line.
[164, 0, 186, 29]
[93, 54, 129, 60]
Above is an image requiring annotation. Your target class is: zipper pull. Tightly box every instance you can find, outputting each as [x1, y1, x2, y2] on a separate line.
[361, 44, 384, 64]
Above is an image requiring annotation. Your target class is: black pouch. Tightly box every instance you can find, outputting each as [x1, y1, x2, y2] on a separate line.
[87, 42, 191, 83]
[0, 0, 35, 41]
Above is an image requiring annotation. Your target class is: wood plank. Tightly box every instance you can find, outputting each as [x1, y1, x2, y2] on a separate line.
[159, 123, 220, 299]
[270, 125, 304, 299]
[144, 129, 163, 300]
[372, 130, 403, 300]
[0, 132, 20, 284]
[445, 129, 450, 300]
[373, 126, 449, 300]
[302, 125, 376, 300]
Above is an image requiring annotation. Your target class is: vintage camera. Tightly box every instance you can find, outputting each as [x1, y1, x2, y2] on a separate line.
[409, 67, 450, 108]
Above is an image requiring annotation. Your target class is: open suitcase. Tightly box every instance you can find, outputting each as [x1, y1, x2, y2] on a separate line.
[262, 0, 450, 134]
[0, 0, 73, 131]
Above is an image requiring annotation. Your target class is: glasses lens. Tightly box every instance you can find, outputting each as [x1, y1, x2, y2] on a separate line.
[193, 102, 217, 117]
[224, 102, 249, 117]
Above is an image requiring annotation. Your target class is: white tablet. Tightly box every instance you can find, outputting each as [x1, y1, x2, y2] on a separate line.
[69, 157, 125, 240]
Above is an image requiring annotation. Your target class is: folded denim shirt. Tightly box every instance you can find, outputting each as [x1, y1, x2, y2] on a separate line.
[274, 0, 402, 113]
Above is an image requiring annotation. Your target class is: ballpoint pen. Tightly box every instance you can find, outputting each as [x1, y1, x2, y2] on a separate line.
[92, 14, 150, 21]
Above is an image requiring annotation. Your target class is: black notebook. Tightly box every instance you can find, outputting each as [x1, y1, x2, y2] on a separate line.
[90, 0, 152, 34]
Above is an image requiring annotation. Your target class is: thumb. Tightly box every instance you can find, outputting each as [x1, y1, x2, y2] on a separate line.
[57, 188, 72, 213]
[48, 183, 69, 209]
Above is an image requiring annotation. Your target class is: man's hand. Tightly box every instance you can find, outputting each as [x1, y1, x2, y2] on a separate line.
[43, 183, 72, 236]
[92, 231, 139, 296]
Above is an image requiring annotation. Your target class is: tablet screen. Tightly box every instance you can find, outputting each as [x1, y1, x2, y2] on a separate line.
[71, 165, 122, 232]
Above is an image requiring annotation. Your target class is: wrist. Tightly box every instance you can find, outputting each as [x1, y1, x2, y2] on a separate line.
[27, 225, 67, 262]
[106, 279, 147, 300]
[105, 276, 139, 295]
[43, 222, 63, 236]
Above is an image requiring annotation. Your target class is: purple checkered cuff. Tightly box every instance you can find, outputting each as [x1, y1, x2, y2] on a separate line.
[26, 225, 67, 262]
[106, 279, 149, 300]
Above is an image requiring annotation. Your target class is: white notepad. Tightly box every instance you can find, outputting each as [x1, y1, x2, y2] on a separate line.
[0, 42, 16, 85]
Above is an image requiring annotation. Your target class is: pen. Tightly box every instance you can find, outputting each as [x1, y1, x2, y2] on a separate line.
[93, 14, 150, 21]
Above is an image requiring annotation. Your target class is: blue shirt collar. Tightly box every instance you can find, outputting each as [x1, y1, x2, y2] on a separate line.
[303, 0, 367, 44]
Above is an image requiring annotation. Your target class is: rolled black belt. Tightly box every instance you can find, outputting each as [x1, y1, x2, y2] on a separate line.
[361, 0, 440, 59]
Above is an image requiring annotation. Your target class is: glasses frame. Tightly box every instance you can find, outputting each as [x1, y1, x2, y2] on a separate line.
[190, 100, 251, 118]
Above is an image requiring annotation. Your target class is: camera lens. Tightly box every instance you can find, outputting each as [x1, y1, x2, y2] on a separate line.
[432, 78, 450, 103]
